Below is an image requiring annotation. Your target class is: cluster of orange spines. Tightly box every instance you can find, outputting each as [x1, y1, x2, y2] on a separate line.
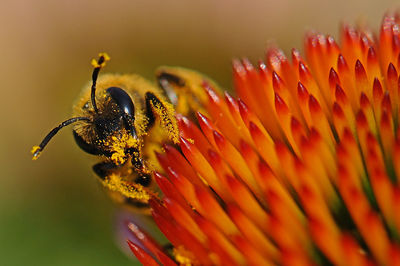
[127, 14, 400, 265]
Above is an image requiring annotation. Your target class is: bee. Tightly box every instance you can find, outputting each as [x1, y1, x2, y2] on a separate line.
[32, 53, 219, 212]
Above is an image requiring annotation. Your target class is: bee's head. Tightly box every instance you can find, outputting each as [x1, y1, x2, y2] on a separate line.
[32, 54, 142, 168]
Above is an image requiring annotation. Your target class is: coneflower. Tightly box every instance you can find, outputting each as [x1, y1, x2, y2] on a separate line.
[126, 13, 400, 265]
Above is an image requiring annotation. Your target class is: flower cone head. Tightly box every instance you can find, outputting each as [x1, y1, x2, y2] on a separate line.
[127, 13, 400, 266]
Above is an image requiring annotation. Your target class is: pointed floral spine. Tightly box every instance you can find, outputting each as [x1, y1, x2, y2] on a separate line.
[379, 111, 394, 160]
[162, 144, 204, 187]
[266, 189, 308, 250]
[224, 92, 253, 144]
[304, 34, 334, 114]
[355, 59, 370, 99]
[206, 149, 235, 191]
[297, 82, 313, 127]
[233, 58, 251, 105]
[339, 128, 366, 185]
[280, 248, 314, 266]
[341, 24, 362, 67]
[268, 215, 311, 264]
[235, 59, 282, 140]
[362, 210, 390, 265]
[379, 15, 396, 73]
[238, 140, 266, 193]
[308, 95, 335, 151]
[338, 167, 390, 265]
[291, 48, 303, 67]
[299, 133, 337, 203]
[298, 61, 329, 114]
[393, 187, 400, 234]
[298, 181, 339, 243]
[367, 47, 380, 79]
[340, 234, 368, 266]
[177, 114, 212, 156]
[308, 217, 343, 265]
[327, 35, 341, 64]
[195, 186, 238, 236]
[386, 62, 398, 112]
[213, 130, 262, 196]
[333, 102, 347, 137]
[329, 67, 341, 95]
[372, 78, 384, 121]
[356, 110, 369, 153]
[171, 225, 212, 265]
[238, 98, 278, 141]
[244, 59, 279, 128]
[266, 47, 290, 76]
[381, 91, 392, 115]
[274, 93, 300, 155]
[290, 117, 307, 151]
[203, 83, 243, 147]
[225, 175, 268, 231]
[157, 250, 179, 266]
[150, 199, 183, 248]
[394, 139, 400, 183]
[153, 171, 191, 213]
[179, 136, 228, 198]
[231, 235, 274, 266]
[196, 112, 219, 148]
[248, 121, 281, 176]
[309, 128, 337, 181]
[272, 71, 294, 113]
[165, 168, 201, 211]
[127, 222, 177, 266]
[337, 54, 358, 109]
[227, 204, 279, 262]
[261, 147, 302, 214]
[365, 132, 385, 177]
[126, 240, 161, 266]
[196, 216, 246, 265]
[369, 169, 394, 227]
[359, 92, 377, 137]
[164, 198, 206, 243]
[388, 244, 400, 266]
[335, 85, 356, 134]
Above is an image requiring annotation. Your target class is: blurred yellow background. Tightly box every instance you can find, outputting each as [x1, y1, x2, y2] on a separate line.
[0, 0, 397, 265]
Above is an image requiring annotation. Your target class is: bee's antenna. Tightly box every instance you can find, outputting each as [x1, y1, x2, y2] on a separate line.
[90, 53, 110, 113]
[31, 117, 91, 160]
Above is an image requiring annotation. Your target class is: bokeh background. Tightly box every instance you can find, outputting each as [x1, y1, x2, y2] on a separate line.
[1, 0, 398, 265]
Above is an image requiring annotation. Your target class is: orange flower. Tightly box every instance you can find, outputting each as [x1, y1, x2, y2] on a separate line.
[127, 13, 400, 265]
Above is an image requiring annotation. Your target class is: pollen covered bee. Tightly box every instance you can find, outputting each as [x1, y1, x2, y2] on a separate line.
[32, 53, 219, 212]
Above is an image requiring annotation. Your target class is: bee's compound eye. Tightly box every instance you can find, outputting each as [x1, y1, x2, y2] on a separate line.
[135, 174, 152, 187]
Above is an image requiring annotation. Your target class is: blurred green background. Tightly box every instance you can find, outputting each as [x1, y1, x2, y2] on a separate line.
[0, 0, 397, 265]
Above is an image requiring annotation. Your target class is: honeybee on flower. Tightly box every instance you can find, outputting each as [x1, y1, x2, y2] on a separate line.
[32, 53, 220, 212]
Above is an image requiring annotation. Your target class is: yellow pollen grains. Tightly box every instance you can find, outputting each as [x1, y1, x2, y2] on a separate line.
[105, 133, 140, 165]
[31, 145, 41, 160]
[173, 246, 194, 266]
[102, 173, 151, 202]
[91, 52, 110, 68]
[151, 100, 179, 144]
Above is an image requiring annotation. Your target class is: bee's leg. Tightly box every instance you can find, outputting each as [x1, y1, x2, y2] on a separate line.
[93, 161, 118, 180]
[145, 92, 179, 144]
[155, 67, 219, 118]
[156, 72, 184, 105]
